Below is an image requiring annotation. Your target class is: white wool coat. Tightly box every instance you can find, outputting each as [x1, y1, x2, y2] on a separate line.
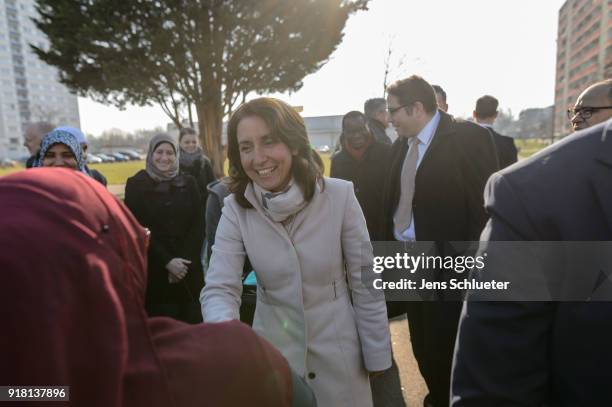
[201, 177, 392, 407]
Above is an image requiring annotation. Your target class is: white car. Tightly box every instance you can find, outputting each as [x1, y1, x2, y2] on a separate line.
[87, 154, 103, 164]
[0, 158, 17, 168]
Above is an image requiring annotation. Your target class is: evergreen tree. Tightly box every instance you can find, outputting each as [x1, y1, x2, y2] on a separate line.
[33, 0, 369, 173]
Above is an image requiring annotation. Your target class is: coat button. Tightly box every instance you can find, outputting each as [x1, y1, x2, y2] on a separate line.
[307, 372, 316, 379]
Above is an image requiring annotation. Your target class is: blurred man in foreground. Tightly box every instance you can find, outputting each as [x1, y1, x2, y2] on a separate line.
[451, 119, 612, 406]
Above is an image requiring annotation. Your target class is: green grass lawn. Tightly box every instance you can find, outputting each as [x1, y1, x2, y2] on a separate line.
[0, 160, 146, 184]
[0, 164, 24, 177]
[0, 154, 333, 185]
[88, 161, 145, 185]
[0, 144, 545, 185]
[515, 138, 552, 159]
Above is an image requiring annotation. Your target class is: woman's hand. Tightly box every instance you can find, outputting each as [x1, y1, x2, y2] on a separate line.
[166, 258, 191, 280]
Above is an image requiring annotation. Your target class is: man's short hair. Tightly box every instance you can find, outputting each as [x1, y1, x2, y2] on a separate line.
[432, 85, 446, 102]
[475, 95, 499, 119]
[364, 98, 386, 119]
[387, 75, 437, 114]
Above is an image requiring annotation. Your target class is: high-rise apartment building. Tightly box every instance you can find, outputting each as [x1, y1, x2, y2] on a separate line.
[553, 0, 612, 138]
[0, 0, 80, 159]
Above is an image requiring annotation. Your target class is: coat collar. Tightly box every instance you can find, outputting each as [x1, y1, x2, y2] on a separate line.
[416, 109, 454, 173]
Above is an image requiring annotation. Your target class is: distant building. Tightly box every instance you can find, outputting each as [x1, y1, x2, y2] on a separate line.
[0, 0, 81, 159]
[553, 0, 612, 138]
[493, 106, 554, 139]
[516, 106, 554, 139]
[303, 115, 343, 149]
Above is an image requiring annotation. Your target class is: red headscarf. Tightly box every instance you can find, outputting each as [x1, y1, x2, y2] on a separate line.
[0, 168, 292, 407]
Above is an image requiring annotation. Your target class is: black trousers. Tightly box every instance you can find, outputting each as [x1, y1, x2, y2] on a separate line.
[371, 356, 406, 407]
[406, 302, 462, 407]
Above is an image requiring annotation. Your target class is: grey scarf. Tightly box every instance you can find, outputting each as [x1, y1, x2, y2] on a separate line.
[179, 146, 205, 168]
[253, 180, 307, 223]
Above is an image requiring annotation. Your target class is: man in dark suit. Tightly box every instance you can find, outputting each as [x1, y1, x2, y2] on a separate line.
[473, 95, 518, 169]
[451, 118, 612, 406]
[432, 85, 448, 113]
[382, 75, 498, 407]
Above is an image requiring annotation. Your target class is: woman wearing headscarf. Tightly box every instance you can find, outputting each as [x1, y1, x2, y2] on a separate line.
[178, 127, 216, 204]
[54, 125, 108, 186]
[0, 168, 306, 407]
[34, 129, 87, 172]
[201, 97, 392, 407]
[125, 133, 204, 324]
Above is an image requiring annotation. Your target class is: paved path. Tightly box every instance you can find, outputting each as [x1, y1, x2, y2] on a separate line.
[390, 315, 428, 406]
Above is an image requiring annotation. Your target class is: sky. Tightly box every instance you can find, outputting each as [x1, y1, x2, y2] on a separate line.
[78, 0, 568, 137]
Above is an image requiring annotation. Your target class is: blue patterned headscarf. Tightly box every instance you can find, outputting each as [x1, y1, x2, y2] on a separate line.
[35, 130, 87, 173]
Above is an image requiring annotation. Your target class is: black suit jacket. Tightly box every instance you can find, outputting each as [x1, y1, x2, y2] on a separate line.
[330, 141, 391, 241]
[485, 127, 518, 169]
[451, 120, 612, 406]
[382, 110, 498, 242]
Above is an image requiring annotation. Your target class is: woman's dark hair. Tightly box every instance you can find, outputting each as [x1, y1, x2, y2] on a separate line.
[227, 97, 324, 209]
[178, 127, 197, 142]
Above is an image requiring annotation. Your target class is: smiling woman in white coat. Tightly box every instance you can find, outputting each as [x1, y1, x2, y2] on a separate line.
[201, 97, 392, 406]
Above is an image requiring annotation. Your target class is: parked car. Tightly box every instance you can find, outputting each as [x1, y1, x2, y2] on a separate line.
[109, 153, 129, 162]
[119, 150, 143, 160]
[96, 154, 116, 163]
[317, 145, 330, 153]
[0, 158, 17, 168]
[87, 154, 103, 164]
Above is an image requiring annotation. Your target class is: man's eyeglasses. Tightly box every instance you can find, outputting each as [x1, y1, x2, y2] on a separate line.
[566, 106, 612, 120]
[388, 104, 413, 116]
